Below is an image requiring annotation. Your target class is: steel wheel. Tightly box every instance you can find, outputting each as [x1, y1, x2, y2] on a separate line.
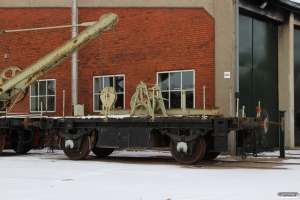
[170, 136, 206, 165]
[62, 135, 90, 160]
[10, 130, 34, 154]
[0, 136, 5, 154]
[92, 147, 115, 158]
[197, 136, 207, 162]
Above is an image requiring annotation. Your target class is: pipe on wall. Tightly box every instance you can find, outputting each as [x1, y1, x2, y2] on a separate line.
[235, 0, 240, 113]
[71, 0, 78, 106]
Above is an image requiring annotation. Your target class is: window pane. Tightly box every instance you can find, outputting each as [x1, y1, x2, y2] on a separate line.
[115, 76, 124, 92]
[30, 80, 56, 112]
[39, 81, 47, 96]
[170, 91, 181, 108]
[47, 96, 55, 111]
[47, 81, 55, 95]
[186, 91, 194, 108]
[31, 97, 39, 111]
[94, 77, 103, 93]
[94, 94, 102, 110]
[182, 71, 194, 90]
[115, 94, 124, 109]
[161, 92, 169, 109]
[158, 73, 169, 90]
[31, 82, 38, 96]
[170, 72, 181, 90]
[104, 77, 113, 87]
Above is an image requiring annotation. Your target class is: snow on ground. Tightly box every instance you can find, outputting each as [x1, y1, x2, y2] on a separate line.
[0, 149, 300, 200]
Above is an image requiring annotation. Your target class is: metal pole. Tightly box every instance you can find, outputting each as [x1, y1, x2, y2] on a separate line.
[279, 110, 286, 158]
[235, 0, 240, 157]
[40, 102, 43, 117]
[72, 0, 78, 107]
[203, 85, 206, 119]
[0, 22, 96, 34]
[235, 0, 240, 114]
[63, 90, 65, 119]
[182, 90, 186, 116]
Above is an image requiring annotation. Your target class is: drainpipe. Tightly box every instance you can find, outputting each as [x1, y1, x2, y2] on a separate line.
[234, 0, 240, 156]
[235, 0, 240, 116]
[72, 0, 78, 106]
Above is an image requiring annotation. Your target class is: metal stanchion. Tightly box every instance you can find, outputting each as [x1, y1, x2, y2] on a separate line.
[279, 110, 286, 158]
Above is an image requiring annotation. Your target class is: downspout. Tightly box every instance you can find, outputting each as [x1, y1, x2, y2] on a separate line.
[72, 0, 78, 106]
[235, 0, 240, 117]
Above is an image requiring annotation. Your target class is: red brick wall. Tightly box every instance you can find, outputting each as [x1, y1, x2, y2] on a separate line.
[0, 8, 215, 116]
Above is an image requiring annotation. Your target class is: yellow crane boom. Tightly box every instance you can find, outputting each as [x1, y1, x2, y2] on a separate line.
[0, 12, 118, 110]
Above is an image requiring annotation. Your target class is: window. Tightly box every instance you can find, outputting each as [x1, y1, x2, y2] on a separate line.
[157, 70, 194, 108]
[93, 75, 125, 111]
[30, 79, 55, 112]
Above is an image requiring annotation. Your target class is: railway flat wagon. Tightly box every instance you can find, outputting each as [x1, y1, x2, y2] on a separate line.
[0, 12, 278, 164]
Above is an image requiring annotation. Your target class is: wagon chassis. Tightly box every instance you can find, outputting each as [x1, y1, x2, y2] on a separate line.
[0, 116, 238, 164]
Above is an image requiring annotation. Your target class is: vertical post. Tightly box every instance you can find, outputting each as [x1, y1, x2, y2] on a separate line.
[242, 106, 245, 118]
[40, 102, 43, 117]
[71, 0, 78, 106]
[230, 89, 232, 117]
[182, 90, 186, 116]
[203, 85, 206, 119]
[151, 87, 155, 120]
[236, 98, 239, 117]
[235, 0, 240, 118]
[257, 101, 261, 118]
[279, 110, 286, 158]
[63, 90, 65, 119]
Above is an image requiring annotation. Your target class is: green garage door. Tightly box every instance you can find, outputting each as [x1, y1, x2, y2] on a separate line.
[294, 28, 300, 146]
[239, 14, 278, 148]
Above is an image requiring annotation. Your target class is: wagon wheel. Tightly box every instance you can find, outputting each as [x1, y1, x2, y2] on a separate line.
[62, 135, 90, 160]
[92, 147, 115, 158]
[170, 136, 206, 165]
[10, 130, 34, 154]
[0, 66, 28, 105]
[198, 136, 207, 162]
[0, 135, 5, 154]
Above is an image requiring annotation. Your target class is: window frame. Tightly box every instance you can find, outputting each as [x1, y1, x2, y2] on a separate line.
[29, 79, 56, 113]
[157, 70, 195, 108]
[93, 74, 125, 112]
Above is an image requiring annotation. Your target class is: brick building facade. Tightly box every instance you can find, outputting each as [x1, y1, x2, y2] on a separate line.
[0, 8, 215, 116]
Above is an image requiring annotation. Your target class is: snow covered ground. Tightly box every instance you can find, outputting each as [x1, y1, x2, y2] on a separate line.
[0, 149, 300, 200]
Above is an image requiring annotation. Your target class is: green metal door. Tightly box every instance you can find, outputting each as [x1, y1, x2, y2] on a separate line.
[239, 14, 279, 148]
[294, 28, 300, 146]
